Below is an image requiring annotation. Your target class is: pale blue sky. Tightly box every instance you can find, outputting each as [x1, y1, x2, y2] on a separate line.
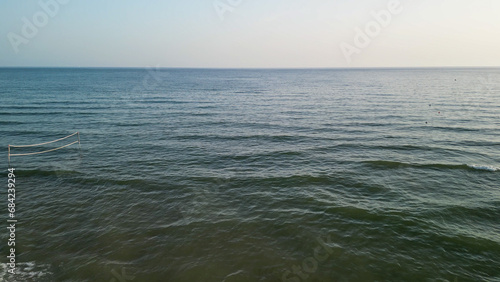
[1, 0, 499, 68]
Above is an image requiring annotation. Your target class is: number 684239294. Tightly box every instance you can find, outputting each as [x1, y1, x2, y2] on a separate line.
[7, 168, 15, 218]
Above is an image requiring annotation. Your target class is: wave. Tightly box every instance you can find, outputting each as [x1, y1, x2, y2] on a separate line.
[364, 161, 498, 172]
[428, 126, 482, 132]
[16, 169, 82, 177]
[234, 90, 267, 94]
[175, 134, 302, 142]
[136, 100, 193, 104]
[467, 164, 499, 172]
[0, 121, 25, 125]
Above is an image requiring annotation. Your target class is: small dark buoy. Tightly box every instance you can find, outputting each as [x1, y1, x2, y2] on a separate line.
[425, 122, 428, 124]
[429, 104, 432, 107]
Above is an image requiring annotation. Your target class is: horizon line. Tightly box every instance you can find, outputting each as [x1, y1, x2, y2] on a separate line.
[1, 66, 500, 70]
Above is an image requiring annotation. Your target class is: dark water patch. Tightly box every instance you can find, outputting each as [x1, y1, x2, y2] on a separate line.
[0, 111, 69, 116]
[217, 150, 306, 162]
[108, 122, 155, 127]
[234, 90, 267, 94]
[36, 101, 99, 105]
[448, 140, 500, 147]
[4, 105, 111, 110]
[233, 174, 338, 188]
[174, 134, 305, 143]
[15, 169, 82, 177]
[431, 125, 484, 132]
[0, 120, 25, 125]
[435, 205, 500, 223]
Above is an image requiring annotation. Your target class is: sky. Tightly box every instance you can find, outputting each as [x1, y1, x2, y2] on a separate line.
[1, 0, 499, 68]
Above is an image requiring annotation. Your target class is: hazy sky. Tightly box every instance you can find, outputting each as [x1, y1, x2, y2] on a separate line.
[1, 0, 499, 68]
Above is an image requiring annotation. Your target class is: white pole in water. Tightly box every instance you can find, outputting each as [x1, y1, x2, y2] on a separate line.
[77, 132, 82, 157]
[8, 145, 10, 168]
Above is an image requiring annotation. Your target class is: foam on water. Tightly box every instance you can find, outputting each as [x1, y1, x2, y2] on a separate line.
[0, 262, 53, 281]
[365, 160, 499, 172]
[467, 164, 499, 172]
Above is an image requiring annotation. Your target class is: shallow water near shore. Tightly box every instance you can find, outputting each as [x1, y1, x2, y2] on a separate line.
[0, 68, 499, 281]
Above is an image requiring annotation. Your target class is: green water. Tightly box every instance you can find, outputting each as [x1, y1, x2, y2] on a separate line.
[0, 68, 499, 281]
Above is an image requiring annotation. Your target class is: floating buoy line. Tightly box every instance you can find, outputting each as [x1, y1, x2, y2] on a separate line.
[8, 132, 81, 167]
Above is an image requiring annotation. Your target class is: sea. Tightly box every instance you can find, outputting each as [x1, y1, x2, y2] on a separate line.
[0, 68, 499, 282]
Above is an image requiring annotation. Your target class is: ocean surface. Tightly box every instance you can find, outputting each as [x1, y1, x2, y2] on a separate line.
[0, 68, 499, 282]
